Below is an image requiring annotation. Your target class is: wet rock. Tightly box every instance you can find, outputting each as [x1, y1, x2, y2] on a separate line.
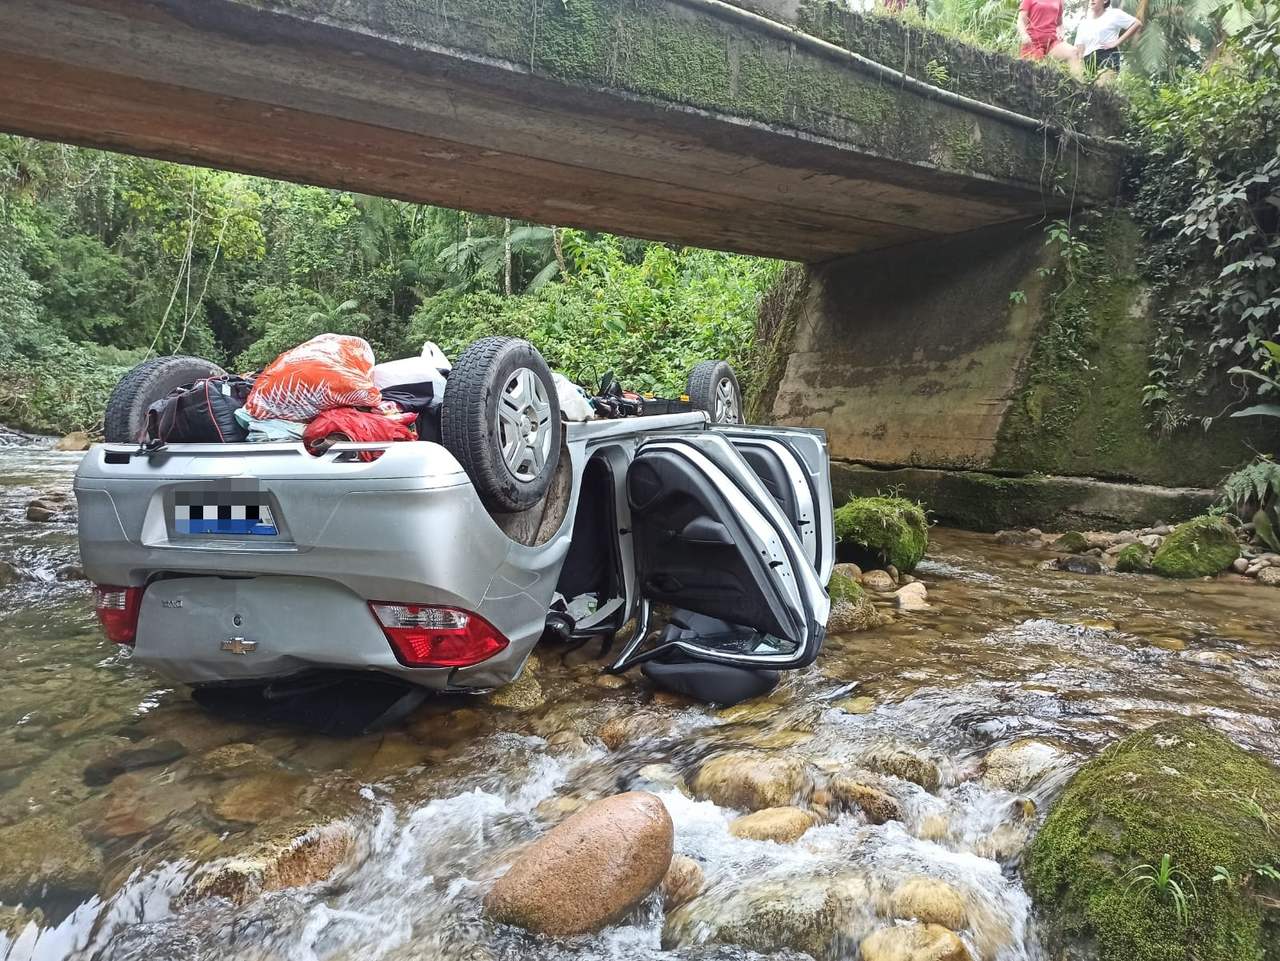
[917, 814, 950, 842]
[486, 663, 545, 710]
[25, 502, 58, 522]
[1183, 649, 1234, 668]
[598, 711, 670, 750]
[629, 762, 690, 796]
[890, 878, 967, 929]
[1231, 556, 1250, 574]
[1257, 566, 1280, 586]
[0, 560, 17, 586]
[357, 736, 427, 778]
[1028, 720, 1280, 961]
[213, 771, 308, 824]
[0, 814, 102, 903]
[1050, 531, 1089, 553]
[1150, 515, 1240, 579]
[976, 823, 1030, 862]
[56, 563, 86, 581]
[94, 773, 202, 839]
[828, 569, 888, 633]
[863, 746, 941, 792]
[1138, 533, 1164, 549]
[651, 689, 700, 708]
[194, 742, 278, 777]
[836, 695, 877, 715]
[862, 570, 897, 593]
[534, 794, 591, 821]
[55, 431, 92, 452]
[834, 495, 929, 573]
[1114, 542, 1152, 574]
[594, 673, 630, 690]
[483, 791, 673, 936]
[1051, 555, 1105, 575]
[692, 751, 816, 811]
[0, 905, 44, 939]
[543, 729, 588, 754]
[834, 561, 863, 581]
[661, 854, 704, 911]
[187, 821, 356, 905]
[860, 922, 971, 961]
[83, 739, 188, 786]
[980, 739, 1065, 792]
[662, 874, 870, 960]
[828, 776, 903, 824]
[994, 529, 1040, 547]
[729, 806, 819, 843]
[894, 582, 930, 611]
[885, 564, 900, 582]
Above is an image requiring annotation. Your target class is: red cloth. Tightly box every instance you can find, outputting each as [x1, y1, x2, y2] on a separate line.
[1019, 0, 1062, 56]
[304, 408, 417, 462]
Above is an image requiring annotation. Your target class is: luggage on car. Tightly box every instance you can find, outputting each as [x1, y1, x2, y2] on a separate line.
[143, 375, 254, 444]
[245, 333, 381, 422]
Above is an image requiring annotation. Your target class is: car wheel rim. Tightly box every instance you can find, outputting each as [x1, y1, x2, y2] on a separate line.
[497, 367, 553, 481]
[714, 377, 740, 424]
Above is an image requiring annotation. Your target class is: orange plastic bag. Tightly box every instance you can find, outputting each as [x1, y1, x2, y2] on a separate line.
[244, 334, 382, 422]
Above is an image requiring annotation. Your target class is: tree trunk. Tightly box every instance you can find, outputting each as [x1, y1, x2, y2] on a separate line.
[503, 217, 513, 296]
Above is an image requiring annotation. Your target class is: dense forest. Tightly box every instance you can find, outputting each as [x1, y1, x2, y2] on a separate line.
[0, 1, 1276, 440]
[0, 138, 780, 435]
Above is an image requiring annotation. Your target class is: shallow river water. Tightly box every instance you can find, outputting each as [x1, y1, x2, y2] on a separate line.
[1, 443, 1278, 961]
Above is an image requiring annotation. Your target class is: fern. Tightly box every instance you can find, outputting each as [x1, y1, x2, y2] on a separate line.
[1220, 457, 1280, 551]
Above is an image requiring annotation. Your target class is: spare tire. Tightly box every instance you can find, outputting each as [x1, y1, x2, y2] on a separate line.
[442, 337, 562, 514]
[104, 355, 228, 443]
[686, 359, 742, 425]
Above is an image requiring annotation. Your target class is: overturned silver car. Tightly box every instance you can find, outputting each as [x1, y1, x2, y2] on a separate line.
[75, 338, 833, 719]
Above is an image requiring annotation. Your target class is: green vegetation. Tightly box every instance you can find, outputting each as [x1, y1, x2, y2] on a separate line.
[1130, 17, 1280, 434]
[1150, 514, 1241, 577]
[832, 495, 929, 573]
[1115, 542, 1154, 573]
[1219, 455, 1280, 551]
[826, 569, 866, 606]
[1028, 719, 1280, 961]
[0, 137, 782, 435]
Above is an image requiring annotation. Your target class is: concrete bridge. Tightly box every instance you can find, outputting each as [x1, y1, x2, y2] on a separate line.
[0, 0, 1122, 262]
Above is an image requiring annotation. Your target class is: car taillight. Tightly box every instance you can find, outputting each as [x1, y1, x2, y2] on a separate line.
[368, 603, 509, 668]
[93, 585, 144, 645]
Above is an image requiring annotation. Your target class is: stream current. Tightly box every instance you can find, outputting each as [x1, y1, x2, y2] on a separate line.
[1, 442, 1277, 961]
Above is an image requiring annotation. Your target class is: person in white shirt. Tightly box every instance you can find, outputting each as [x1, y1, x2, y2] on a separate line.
[1074, 0, 1143, 80]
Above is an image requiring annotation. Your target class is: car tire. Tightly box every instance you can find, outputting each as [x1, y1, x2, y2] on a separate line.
[686, 360, 742, 424]
[103, 355, 228, 443]
[442, 337, 563, 513]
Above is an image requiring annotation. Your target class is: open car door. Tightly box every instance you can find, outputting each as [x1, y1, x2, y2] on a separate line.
[610, 432, 829, 673]
[714, 425, 834, 585]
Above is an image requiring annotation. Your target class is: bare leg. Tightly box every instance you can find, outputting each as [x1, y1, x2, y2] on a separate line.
[1049, 40, 1083, 78]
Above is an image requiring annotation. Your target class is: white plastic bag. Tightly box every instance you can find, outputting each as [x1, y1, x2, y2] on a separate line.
[553, 372, 594, 422]
[373, 341, 451, 397]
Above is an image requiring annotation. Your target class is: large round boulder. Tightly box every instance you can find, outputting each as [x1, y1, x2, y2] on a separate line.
[1150, 515, 1240, 578]
[860, 922, 971, 961]
[483, 791, 673, 936]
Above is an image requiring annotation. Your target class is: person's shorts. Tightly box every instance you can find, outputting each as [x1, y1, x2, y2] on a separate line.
[1020, 36, 1055, 59]
[1085, 48, 1121, 72]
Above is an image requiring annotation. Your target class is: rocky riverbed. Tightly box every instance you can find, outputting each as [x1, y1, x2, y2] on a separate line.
[1, 443, 1279, 961]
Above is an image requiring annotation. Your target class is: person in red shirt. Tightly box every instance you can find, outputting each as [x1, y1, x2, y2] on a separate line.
[1018, 0, 1083, 75]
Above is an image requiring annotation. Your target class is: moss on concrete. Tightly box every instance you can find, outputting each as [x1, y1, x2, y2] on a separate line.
[833, 495, 928, 572]
[1114, 541, 1152, 573]
[747, 264, 809, 423]
[830, 463, 1215, 533]
[1150, 515, 1240, 579]
[1027, 720, 1280, 961]
[993, 213, 1276, 488]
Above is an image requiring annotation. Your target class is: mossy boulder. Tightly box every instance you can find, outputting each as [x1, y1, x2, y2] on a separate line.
[1051, 531, 1090, 553]
[833, 495, 928, 573]
[826, 570, 886, 633]
[1150, 515, 1240, 579]
[1027, 720, 1280, 961]
[1114, 542, 1152, 574]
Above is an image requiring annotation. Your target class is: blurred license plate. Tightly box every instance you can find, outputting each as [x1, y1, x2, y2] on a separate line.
[173, 491, 278, 536]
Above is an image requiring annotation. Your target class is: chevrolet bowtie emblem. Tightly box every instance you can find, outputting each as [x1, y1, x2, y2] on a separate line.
[220, 637, 258, 655]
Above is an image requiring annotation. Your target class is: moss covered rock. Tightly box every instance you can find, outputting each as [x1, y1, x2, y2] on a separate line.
[1027, 720, 1280, 961]
[1051, 531, 1090, 553]
[1114, 542, 1152, 574]
[826, 570, 886, 633]
[1150, 515, 1240, 579]
[833, 496, 928, 573]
